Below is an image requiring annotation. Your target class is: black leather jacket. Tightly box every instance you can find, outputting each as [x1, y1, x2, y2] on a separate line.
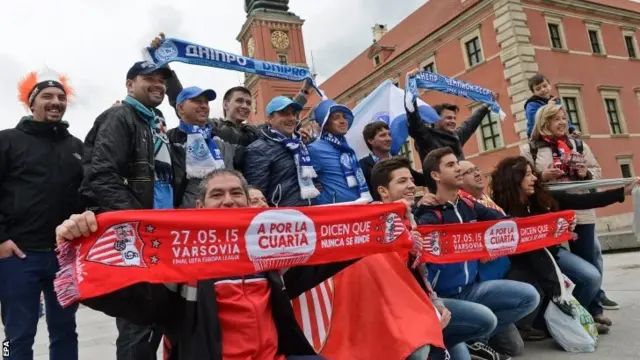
[81, 102, 172, 213]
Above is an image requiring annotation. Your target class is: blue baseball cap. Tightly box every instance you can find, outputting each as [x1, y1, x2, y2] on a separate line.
[126, 61, 172, 80]
[177, 86, 217, 105]
[266, 96, 303, 116]
[313, 99, 354, 130]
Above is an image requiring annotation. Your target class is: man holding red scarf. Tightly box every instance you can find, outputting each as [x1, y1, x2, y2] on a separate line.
[56, 169, 354, 360]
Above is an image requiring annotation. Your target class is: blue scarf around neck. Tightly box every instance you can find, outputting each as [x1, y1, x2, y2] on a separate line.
[265, 127, 319, 200]
[178, 121, 225, 178]
[321, 132, 371, 199]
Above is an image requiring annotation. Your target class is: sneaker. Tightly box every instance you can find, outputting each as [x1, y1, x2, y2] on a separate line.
[593, 314, 612, 326]
[596, 323, 610, 335]
[518, 327, 547, 341]
[599, 297, 620, 310]
[467, 341, 512, 360]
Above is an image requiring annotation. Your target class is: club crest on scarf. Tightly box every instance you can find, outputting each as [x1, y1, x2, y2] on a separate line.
[376, 213, 406, 244]
[86, 222, 147, 268]
[554, 217, 570, 238]
[245, 209, 317, 271]
[155, 40, 179, 63]
[187, 140, 214, 162]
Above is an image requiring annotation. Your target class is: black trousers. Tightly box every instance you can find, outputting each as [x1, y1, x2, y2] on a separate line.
[116, 317, 163, 360]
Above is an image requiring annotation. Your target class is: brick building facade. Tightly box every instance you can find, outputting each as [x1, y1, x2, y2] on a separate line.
[238, 0, 640, 235]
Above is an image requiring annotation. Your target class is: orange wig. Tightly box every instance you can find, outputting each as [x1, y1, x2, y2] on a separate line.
[17, 68, 75, 110]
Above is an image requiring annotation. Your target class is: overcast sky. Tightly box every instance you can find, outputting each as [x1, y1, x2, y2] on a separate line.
[0, 0, 425, 139]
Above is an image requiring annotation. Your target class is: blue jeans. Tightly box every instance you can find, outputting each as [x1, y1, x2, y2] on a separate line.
[449, 280, 539, 340]
[0, 251, 78, 360]
[570, 224, 606, 308]
[429, 298, 497, 360]
[555, 247, 603, 316]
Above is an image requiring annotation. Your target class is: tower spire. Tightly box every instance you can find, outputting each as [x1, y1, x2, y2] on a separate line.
[244, 0, 290, 17]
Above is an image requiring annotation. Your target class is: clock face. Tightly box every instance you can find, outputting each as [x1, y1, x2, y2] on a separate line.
[247, 37, 255, 57]
[271, 30, 289, 49]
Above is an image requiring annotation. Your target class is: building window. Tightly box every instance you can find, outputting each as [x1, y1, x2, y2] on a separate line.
[373, 54, 381, 66]
[278, 54, 288, 65]
[604, 98, 623, 134]
[623, 32, 638, 58]
[617, 156, 635, 178]
[562, 97, 582, 133]
[588, 30, 602, 54]
[548, 23, 563, 49]
[480, 113, 503, 151]
[423, 62, 435, 73]
[398, 139, 415, 167]
[465, 37, 483, 67]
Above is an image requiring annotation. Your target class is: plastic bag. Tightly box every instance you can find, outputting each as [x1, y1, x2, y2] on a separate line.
[542, 249, 598, 352]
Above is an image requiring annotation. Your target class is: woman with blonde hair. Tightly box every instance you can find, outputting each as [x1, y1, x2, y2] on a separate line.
[519, 104, 615, 327]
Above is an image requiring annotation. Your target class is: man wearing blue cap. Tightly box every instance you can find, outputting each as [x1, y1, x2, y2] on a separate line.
[244, 96, 320, 207]
[81, 60, 175, 360]
[167, 86, 245, 208]
[307, 99, 371, 205]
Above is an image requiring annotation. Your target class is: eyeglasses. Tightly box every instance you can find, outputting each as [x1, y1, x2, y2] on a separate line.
[462, 167, 481, 176]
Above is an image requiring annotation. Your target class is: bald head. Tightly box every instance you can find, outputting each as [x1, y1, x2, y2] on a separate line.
[459, 160, 485, 196]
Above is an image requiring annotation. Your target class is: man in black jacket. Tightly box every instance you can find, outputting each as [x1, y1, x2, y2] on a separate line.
[167, 86, 245, 209]
[0, 70, 83, 360]
[404, 69, 491, 162]
[55, 169, 346, 360]
[80, 61, 174, 360]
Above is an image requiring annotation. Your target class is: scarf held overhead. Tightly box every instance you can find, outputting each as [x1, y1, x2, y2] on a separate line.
[320, 132, 371, 200]
[144, 37, 322, 96]
[406, 71, 506, 120]
[179, 121, 225, 178]
[55, 206, 574, 307]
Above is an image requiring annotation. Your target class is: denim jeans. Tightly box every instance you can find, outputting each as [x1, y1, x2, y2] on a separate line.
[448, 280, 539, 340]
[0, 251, 78, 360]
[115, 318, 162, 360]
[569, 224, 606, 309]
[406, 344, 431, 360]
[555, 247, 603, 316]
[429, 298, 497, 360]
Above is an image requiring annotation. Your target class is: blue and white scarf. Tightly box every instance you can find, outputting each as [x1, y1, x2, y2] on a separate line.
[178, 121, 225, 179]
[322, 132, 371, 199]
[265, 127, 320, 200]
[406, 71, 506, 120]
[144, 37, 322, 96]
[122, 96, 173, 209]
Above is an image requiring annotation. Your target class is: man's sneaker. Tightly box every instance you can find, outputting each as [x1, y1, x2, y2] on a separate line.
[596, 323, 610, 335]
[599, 297, 620, 310]
[467, 341, 512, 360]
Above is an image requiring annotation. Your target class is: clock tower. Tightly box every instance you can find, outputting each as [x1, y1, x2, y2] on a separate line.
[237, 0, 311, 124]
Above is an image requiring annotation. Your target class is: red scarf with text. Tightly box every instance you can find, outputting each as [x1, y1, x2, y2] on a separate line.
[55, 205, 574, 307]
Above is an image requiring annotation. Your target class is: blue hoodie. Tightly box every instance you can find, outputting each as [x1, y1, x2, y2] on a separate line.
[525, 96, 574, 137]
[307, 99, 362, 205]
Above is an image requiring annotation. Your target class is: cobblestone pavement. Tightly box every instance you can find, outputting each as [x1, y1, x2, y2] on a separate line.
[5, 252, 639, 359]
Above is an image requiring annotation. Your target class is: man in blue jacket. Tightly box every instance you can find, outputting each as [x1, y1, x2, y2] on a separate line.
[307, 99, 371, 205]
[414, 147, 540, 360]
[244, 96, 320, 207]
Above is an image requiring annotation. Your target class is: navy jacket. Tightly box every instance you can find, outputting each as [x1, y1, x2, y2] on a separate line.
[413, 197, 506, 296]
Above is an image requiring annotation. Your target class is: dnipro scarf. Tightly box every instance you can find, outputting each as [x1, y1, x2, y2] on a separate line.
[54, 204, 574, 307]
[122, 96, 173, 183]
[321, 132, 371, 199]
[265, 127, 320, 200]
[178, 121, 225, 178]
[406, 71, 506, 120]
[143, 37, 322, 96]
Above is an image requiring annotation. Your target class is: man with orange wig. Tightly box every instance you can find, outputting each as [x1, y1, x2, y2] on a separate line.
[0, 68, 83, 359]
